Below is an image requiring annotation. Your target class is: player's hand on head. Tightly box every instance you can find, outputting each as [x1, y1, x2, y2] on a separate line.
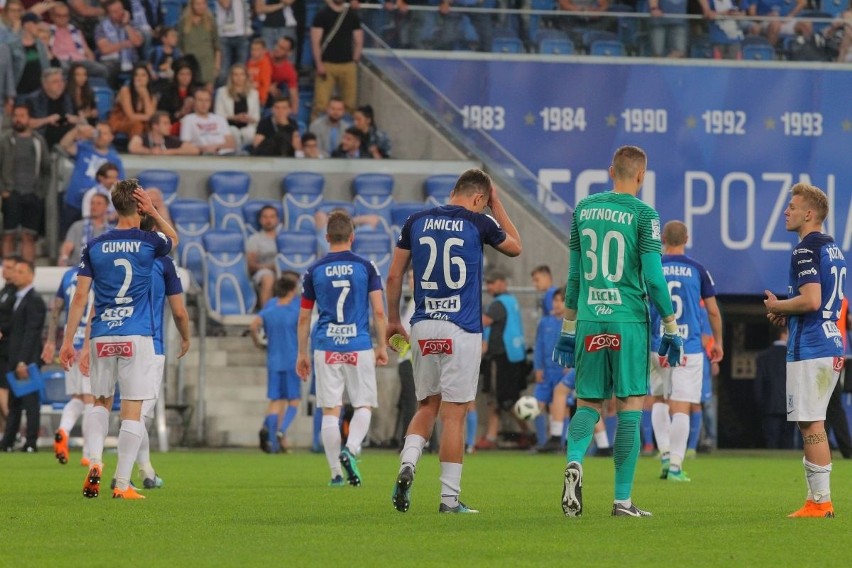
[133, 188, 155, 216]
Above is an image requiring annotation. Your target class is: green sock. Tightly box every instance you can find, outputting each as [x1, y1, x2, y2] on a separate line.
[614, 410, 642, 501]
[567, 407, 600, 464]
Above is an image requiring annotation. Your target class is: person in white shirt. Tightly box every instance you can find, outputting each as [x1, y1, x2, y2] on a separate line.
[214, 64, 260, 151]
[180, 88, 236, 155]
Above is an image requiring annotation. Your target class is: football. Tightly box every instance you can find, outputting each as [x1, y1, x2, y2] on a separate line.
[513, 396, 541, 421]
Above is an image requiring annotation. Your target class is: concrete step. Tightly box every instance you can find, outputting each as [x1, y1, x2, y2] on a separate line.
[184, 366, 268, 386]
[225, 350, 269, 366]
[207, 415, 313, 447]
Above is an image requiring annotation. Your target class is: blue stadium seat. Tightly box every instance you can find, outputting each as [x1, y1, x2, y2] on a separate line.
[539, 38, 574, 54]
[243, 200, 284, 235]
[352, 173, 394, 233]
[390, 201, 426, 240]
[582, 30, 618, 52]
[202, 230, 256, 320]
[42, 369, 70, 411]
[609, 3, 640, 54]
[492, 37, 524, 53]
[137, 169, 180, 205]
[352, 230, 393, 282]
[276, 231, 319, 274]
[208, 171, 251, 233]
[742, 43, 775, 61]
[690, 36, 714, 59]
[423, 174, 456, 207]
[822, 0, 850, 17]
[282, 172, 324, 232]
[170, 198, 211, 286]
[590, 39, 625, 57]
[528, 0, 556, 45]
[93, 86, 114, 121]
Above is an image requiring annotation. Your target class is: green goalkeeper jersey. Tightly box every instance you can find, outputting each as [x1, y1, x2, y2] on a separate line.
[567, 191, 666, 323]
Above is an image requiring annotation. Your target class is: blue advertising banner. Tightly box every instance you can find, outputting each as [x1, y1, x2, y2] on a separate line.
[399, 55, 852, 296]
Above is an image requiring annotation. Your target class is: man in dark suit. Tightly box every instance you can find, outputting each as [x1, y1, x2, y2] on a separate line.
[0, 255, 19, 432]
[755, 326, 795, 449]
[0, 259, 46, 452]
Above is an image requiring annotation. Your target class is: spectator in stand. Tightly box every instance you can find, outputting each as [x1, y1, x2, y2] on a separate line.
[109, 62, 156, 138]
[20, 67, 78, 149]
[551, 0, 611, 38]
[36, 22, 60, 68]
[310, 0, 362, 119]
[1, 0, 24, 35]
[58, 121, 124, 236]
[126, 0, 154, 58]
[95, 0, 144, 86]
[393, 0, 429, 50]
[699, 0, 745, 60]
[331, 126, 367, 159]
[748, 0, 811, 47]
[179, 0, 221, 88]
[256, 0, 298, 51]
[0, 104, 50, 262]
[150, 26, 182, 82]
[648, 0, 689, 58]
[146, 186, 173, 229]
[64, 62, 98, 125]
[825, 8, 852, 62]
[215, 0, 253, 85]
[15, 12, 51, 98]
[215, 63, 260, 150]
[67, 0, 105, 47]
[309, 96, 350, 157]
[436, 0, 493, 52]
[157, 60, 197, 136]
[48, 2, 109, 78]
[58, 192, 112, 267]
[300, 131, 325, 158]
[353, 104, 391, 159]
[0, 43, 15, 118]
[251, 96, 301, 156]
[79, 161, 118, 220]
[246, 204, 283, 308]
[246, 38, 272, 107]
[180, 87, 236, 154]
[129, 110, 201, 155]
[268, 36, 298, 115]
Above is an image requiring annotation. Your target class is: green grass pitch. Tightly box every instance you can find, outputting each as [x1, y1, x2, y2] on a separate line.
[2, 449, 848, 567]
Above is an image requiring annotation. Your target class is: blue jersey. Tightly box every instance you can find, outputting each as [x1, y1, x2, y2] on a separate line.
[650, 254, 717, 355]
[398, 205, 506, 333]
[57, 267, 92, 350]
[302, 250, 383, 352]
[535, 313, 564, 381]
[79, 228, 172, 338]
[65, 141, 125, 208]
[260, 298, 300, 371]
[787, 232, 847, 362]
[540, 285, 558, 316]
[151, 256, 183, 355]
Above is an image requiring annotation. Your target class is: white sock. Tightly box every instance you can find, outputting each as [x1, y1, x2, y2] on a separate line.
[669, 412, 690, 468]
[346, 408, 372, 455]
[550, 419, 564, 437]
[84, 405, 109, 466]
[594, 430, 610, 449]
[440, 461, 463, 508]
[399, 434, 426, 471]
[59, 398, 85, 434]
[651, 402, 671, 454]
[136, 426, 155, 480]
[81, 404, 93, 459]
[115, 420, 146, 490]
[321, 415, 342, 478]
[804, 457, 832, 503]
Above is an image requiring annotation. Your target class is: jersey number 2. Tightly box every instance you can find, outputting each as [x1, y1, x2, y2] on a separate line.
[113, 259, 133, 305]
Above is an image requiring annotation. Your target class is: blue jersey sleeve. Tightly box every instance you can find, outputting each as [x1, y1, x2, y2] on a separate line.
[366, 260, 383, 292]
[477, 214, 507, 248]
[161, 257, 183, 296]
[700, 266, 717, 299]
[397, 217, 412, 250]
[795, 245, 821, 288]
[145, 230, 173, 258]
[301, 268, 316, 302]
[78, 245, 93, 278]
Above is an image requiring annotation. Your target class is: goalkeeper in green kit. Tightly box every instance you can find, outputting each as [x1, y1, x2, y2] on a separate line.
[553, 146, 683, 518]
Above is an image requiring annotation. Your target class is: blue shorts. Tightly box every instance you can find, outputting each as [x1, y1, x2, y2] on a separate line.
[534, 372, 562, 403]
[701, 373, 712, 403]
[268, 369, 302, 400]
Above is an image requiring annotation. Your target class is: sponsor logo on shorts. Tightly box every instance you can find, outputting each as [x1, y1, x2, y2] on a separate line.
[324, 351, 358, 366]
[587, 287, 622, 305]
[418, 339, 453, 355]
[424, 295, 461, 314]
[96, 341, 134, 358]
[584, 333, 621, 352]
[834, 357, 845, 372]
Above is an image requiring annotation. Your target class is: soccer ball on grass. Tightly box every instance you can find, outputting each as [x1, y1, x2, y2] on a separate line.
[513, 396, 541, 421]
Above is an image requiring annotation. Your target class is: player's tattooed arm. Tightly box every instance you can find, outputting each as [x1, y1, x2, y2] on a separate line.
[803, 431, 828, 446]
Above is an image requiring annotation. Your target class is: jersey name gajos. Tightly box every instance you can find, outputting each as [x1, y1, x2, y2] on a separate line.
[325, 264, 353, 277]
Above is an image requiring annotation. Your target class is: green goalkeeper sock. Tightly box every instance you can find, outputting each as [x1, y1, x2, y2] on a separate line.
[567, 407, 600, 464]
[614, 410, 642, 501]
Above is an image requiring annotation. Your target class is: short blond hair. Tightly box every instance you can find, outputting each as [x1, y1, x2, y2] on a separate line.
[662, 220, 688, 246]
[791, 183, 829, 223]
[611, 146, 647, 181]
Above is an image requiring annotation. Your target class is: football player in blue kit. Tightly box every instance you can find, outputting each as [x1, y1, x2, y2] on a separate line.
[764, 183, 847, 519]
[59, 179, 177, 500]
[296, 211, 389, 487]
[386, 169, 522, 514]
[43, 266, 94, 466]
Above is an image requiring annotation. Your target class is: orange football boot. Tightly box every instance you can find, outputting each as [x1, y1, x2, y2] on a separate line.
[83, 464, 102, 498]
[112, 485, 146, 500]
[54, 429, 69, 465]
[788, 500, 835, 518]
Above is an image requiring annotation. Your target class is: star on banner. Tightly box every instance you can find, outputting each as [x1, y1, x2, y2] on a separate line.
[606, 114, 617, 127]
[842, 119, 852, 132]
[685, 116, 697, 129]
[524, 112, 536, 126]
[764, 117, 776, 130]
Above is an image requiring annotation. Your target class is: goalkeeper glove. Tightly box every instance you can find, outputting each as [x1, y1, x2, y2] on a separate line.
[552, 319, 577, 368]
[658, 320, 684, 367]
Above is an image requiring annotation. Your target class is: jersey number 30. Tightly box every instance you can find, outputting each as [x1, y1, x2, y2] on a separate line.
[581, 229, 625, 283]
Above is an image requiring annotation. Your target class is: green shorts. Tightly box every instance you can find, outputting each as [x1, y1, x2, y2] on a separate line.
[574, 321, 650, 400]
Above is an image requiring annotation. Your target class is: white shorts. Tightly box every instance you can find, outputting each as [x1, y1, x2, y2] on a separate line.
[252, 268, 275, 287]
[410, 320, 482, 403]
[648, 352, 668, 397]
[786, 357, 843, 422]
[89, 335, 158, 401]
[760, 17, 798, 36]
[65, 358, 92, 396]
[141, 354, 166, 420]
[314, 349, 377, 409]
[649, 352, 703, 403]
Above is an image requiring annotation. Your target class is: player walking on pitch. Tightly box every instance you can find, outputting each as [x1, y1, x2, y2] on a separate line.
[386, 169, 522, 513]
[764, 183, 846, 519]
[553, 146, 683, 518]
